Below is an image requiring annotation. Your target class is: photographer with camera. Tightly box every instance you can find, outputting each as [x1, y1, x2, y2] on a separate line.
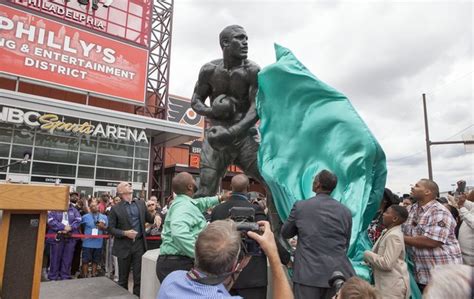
[210, 174, 268, 299]
[157, 220, 293, 299]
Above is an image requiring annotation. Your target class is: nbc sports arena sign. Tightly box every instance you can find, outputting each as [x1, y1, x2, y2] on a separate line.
[0, 105, 149, 143]
[0, 2, 151, 104]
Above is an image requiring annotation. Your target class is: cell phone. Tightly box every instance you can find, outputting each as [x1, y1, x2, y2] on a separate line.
[457, 181, 466, 193]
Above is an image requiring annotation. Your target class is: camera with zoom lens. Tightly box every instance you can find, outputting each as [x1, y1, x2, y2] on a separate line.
[229, 207, 262, 256]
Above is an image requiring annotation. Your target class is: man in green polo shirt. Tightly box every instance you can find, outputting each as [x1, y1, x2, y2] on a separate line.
[156, 172, 229, 282]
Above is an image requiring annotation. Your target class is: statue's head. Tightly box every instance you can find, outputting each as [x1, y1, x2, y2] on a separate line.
[219, 25, 248, 60]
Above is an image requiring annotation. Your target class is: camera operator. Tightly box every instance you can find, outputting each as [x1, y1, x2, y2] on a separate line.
[210, 174, 268, 299]
[157, 220, 293, 299]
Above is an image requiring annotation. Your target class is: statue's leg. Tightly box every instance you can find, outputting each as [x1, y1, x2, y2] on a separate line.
[235, 136, 279, 225]
[235, 135, 291, 261]
[195, 136, 233, 197]
[194, 167, 227, 198]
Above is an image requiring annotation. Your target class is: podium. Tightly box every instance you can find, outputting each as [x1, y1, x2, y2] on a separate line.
[0, 184, 69, 299]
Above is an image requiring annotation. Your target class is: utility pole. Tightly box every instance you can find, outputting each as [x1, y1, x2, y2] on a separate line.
[422, 93, 474, 180]
[422, 94, 433, 180]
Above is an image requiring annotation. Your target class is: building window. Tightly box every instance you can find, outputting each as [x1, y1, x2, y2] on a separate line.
[78, 166, 95, 179]
[96, 168, 132, 181]
[35, 133, 79, 150]
[34, 148, 78, 164]
[79, 153, 96, 166]
[32, 162, 76, 177]
[97, 155, 133, 169]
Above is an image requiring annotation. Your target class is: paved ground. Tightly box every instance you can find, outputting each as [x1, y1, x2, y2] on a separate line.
[40, 277, 137, 299]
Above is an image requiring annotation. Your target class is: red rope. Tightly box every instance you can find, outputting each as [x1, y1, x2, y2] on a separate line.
[45, 234, 161, 240]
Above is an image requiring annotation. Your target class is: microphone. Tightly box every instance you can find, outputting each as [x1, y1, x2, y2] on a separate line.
[328, 271, 346, 293]
[21, 151, 31, 164]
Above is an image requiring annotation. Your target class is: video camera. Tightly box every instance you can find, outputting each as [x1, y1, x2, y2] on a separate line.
[229, 207, 262, 256]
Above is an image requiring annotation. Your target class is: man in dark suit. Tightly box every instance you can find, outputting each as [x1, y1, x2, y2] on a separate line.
[108, 182, 161, 296]
[281, 169, 355, 299]
[210, 174, 268, 299]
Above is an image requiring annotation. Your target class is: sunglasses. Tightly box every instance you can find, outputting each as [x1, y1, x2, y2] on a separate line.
[147, 204, 155, 207]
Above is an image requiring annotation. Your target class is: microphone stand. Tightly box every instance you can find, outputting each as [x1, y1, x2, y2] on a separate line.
[0, 159, 29, 171]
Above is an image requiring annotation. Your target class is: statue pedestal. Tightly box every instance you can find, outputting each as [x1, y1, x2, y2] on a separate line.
[140, 248, 161, 298]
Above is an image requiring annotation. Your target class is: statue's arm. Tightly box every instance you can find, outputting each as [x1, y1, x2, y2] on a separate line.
[228, 64, 260, 137]
[191, 64, 214, 118]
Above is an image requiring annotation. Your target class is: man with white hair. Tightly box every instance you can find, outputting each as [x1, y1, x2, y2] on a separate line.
[108, 182, 161, 296]
[157, 220, 293, 299]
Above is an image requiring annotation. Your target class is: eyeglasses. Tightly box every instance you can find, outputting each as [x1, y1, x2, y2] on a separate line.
[147, 204, 155, 207]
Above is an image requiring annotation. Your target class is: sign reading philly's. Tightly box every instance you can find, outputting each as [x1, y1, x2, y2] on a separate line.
[0, 4, 148, 104]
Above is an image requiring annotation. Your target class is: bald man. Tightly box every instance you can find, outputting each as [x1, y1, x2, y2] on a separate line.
[402, 179, 462, 292]
[108, 182, 161, 296]
[210, 174, 269, 299]
[156, 172, 230, 282]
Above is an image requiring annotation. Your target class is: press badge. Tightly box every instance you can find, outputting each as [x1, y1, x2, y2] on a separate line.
[92, 228, 99, 236]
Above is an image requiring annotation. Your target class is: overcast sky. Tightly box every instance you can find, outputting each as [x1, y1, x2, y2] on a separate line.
[168, 0, 473, 195]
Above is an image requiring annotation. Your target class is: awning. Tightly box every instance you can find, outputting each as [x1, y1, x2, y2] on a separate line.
[0, 89, 202, 147]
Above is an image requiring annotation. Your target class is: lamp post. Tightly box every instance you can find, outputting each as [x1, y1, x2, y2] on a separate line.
[422, 93, 474, 180]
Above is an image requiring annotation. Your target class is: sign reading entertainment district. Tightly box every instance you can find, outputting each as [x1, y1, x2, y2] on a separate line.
[0, 4, 148, 104]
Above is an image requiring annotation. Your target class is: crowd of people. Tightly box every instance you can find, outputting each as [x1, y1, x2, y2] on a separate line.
[42, 173, 473, 299]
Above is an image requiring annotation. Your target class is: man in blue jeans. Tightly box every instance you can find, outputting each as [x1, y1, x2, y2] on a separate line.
[81, 199, 108, 278]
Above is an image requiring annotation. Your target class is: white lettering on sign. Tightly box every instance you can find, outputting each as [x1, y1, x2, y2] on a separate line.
[23, 0, 107, 30]
[0, 15, 134, 80]
[0, 106, 149, 143]
[0, 4, 148, 104]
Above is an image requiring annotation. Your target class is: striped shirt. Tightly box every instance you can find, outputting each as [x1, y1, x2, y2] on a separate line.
[157, 270, 241, 299]
[402, 200, 462, 284]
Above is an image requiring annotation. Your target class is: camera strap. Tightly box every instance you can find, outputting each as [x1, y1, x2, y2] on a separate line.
[186, 247, 243, 286]
[186, 268, 233, 285]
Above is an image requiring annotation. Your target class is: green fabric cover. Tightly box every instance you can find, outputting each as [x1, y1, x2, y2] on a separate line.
[256, 44, 387, 280]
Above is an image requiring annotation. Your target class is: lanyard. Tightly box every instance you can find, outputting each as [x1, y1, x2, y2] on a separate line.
[92, 213, 99, 223]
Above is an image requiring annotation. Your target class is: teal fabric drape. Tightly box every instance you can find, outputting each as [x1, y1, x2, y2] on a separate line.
[256, 44, 387, 279]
